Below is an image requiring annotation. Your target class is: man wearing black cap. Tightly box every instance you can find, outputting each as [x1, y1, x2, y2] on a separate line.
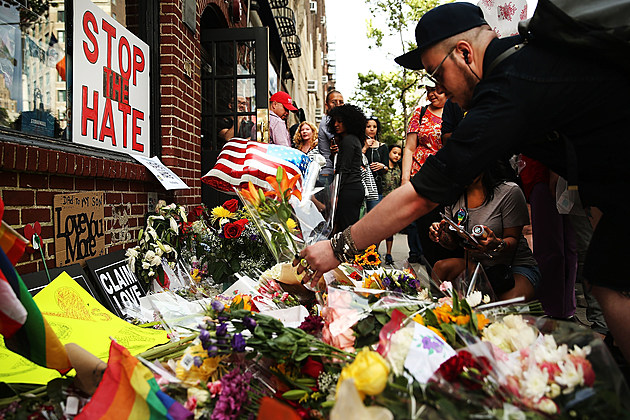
[299, 2, 630, 362]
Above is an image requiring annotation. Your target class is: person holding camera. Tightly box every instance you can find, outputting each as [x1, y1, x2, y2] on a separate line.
[429, 162, 539, 300]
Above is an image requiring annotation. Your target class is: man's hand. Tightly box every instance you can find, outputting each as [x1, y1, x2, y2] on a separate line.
[295, 240, 341, 283]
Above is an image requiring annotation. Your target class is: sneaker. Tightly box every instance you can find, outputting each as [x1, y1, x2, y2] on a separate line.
[385, 254, 394, 265]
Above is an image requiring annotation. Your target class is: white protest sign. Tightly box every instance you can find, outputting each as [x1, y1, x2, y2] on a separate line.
[133, 155, 190, 190]
[404, 323, 456, 384]
[73, 0, 150, 156]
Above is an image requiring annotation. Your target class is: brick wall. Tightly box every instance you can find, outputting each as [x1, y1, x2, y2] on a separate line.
[0, 141, 164, 275]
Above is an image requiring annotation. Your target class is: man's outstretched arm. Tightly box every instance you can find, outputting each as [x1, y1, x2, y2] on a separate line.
[300, 182, 438, 274]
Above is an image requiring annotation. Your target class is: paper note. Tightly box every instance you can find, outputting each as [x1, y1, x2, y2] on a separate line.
[404, 323, 456, 384]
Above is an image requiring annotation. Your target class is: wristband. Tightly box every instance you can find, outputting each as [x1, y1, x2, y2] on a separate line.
[492, 239, 506, 253]
[330, 226, 361, 263]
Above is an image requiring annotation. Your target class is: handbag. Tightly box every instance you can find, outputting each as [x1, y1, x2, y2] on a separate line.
[361, 155, 379, 201]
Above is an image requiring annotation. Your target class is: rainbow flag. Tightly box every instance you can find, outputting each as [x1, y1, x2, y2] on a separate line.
[0, 247, 71, 373]
[76, 341, 192, 420]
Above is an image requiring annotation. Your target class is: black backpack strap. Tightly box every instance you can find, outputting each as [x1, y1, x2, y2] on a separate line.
[419, 105, 428, 121]
[486, 43, 526, 76]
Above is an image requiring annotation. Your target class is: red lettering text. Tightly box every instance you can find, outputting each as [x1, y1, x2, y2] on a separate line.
[81, 86, 98, 139]
[132, 109, 144, 152]
[82, 11, 98, 64]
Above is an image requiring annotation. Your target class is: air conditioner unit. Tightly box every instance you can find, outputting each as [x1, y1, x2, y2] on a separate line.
[321, 16, 326, 25]
[315, 107, 323, 118]
[309, 1, 317, 13]
[307, 79, 318, 92]
[321, 75, 328, 84]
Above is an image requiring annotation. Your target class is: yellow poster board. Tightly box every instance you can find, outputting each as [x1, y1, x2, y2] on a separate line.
[0, 272, 169, 384]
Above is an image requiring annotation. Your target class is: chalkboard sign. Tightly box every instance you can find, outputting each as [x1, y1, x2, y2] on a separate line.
[21, 263, 97, 297]
[84, 250, 147, 318]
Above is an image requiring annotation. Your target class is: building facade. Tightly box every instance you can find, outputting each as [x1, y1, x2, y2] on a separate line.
[0, 0, 334, 275]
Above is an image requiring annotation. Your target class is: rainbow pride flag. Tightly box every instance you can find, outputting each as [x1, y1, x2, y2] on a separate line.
[0, 247, 71, 373]
[76, 340, 192, 420]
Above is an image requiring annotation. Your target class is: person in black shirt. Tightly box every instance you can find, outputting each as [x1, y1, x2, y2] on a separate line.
[327, 104, 366, 233]
[299, 2, 630, 363]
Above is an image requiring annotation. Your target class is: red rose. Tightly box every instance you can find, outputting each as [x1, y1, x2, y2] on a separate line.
[222, 218, 248, 238]
[223, 199, 239, 213]
[300, 357, 324, 378]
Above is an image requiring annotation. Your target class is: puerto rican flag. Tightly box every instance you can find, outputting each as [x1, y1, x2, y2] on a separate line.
[202, 138, 311, 193]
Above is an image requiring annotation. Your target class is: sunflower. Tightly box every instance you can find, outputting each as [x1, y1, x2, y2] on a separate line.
[211, 206, 234, 224]
[363, 250, 381, 266]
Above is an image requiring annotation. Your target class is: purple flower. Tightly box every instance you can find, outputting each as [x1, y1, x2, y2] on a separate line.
[199, 328, 210, 344]
[210, 368, 252, 420]
[207, 345, 219, 357]
[298, 315, 324, 336]
[231, 333, 246, 352]
[211, 300, 225, 312]
[216, 323, 228, 337]
[243, 316, 256, 332]
[193, 356, 203, 367]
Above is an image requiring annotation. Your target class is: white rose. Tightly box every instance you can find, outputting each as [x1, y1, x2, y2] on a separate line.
[142, 261, 151, 270]
[145, 250, 156, 261]
[125, 248, 139, 258]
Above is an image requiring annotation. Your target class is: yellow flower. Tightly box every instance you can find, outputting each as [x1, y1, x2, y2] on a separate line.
[363, 273, 380, 289]
[211, 206, 234, 223]
[286, 218, 297, 231]
[363, 251, 381, 266]
[455, 315, 470, 326]
[337, 348, 390, 399]
[191, 268, 201, 283]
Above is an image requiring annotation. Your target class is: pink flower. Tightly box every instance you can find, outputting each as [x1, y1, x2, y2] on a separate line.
[439, 281, 453, 292]
[569, 355, 595, 387]
[207, 381, 222, 398]
[184, 396, 197, 411]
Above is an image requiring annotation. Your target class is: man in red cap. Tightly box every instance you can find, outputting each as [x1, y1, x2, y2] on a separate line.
[269, 91, 297, 147]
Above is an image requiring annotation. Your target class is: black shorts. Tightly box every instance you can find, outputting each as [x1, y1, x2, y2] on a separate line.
[584, 213, 630, 292]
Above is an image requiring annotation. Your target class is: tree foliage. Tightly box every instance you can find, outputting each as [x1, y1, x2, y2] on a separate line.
[351, 0, 443, 144]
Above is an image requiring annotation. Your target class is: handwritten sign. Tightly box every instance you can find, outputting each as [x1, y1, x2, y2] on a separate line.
[54, 191, 105, 267]
[404, 323, 456, 384]
[72, 0, 151, 156]
[85, 250, 146, 318]
[132, 155, 190, 190]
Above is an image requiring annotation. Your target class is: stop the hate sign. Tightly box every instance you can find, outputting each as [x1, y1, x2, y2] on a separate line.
[72, 0, 150, 157]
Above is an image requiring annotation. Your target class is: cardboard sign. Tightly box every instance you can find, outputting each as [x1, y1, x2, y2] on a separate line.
[54, 191, 105, 267]
[21, 263, 97, 297]
[72, 0, 151, 157]
[85, 249, 146, 318]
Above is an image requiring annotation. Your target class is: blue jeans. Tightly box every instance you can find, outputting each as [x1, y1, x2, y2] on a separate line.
[405, 221, 423, 258]
[365, 194, 382, 212]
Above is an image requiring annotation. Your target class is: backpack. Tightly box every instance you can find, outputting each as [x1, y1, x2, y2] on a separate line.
[518, 0, 630, 72]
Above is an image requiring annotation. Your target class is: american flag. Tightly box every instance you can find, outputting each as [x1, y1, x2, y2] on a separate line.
[202, 138, 311, 193]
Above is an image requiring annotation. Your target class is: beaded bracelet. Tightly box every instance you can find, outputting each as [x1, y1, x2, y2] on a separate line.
[330, 226, 361, 263]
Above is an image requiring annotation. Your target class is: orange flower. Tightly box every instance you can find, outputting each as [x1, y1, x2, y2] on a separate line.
[476, 313, 491, 330]
[455, 315, 470, 326]
[428, 325, 446, 341]
[264, 167, 302, 202]
[240, 182, 262, 207]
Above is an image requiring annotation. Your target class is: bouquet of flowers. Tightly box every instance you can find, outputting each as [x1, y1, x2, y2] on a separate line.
[237, 167, 305, 263]
[179, 199, 275, 288]
[126, 201, 187, 290]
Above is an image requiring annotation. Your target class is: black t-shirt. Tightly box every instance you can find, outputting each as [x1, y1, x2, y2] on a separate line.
[441, 99, 464, 135]
[411, 35, 630, 213]
[336, 134, 363, 189]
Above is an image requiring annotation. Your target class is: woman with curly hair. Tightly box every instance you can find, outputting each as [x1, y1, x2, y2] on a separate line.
[327, 104, 366, 233]
[293, 121, 319, 156]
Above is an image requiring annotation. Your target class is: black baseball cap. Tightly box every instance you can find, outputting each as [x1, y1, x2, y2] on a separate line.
[395, 3, 487, 70]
